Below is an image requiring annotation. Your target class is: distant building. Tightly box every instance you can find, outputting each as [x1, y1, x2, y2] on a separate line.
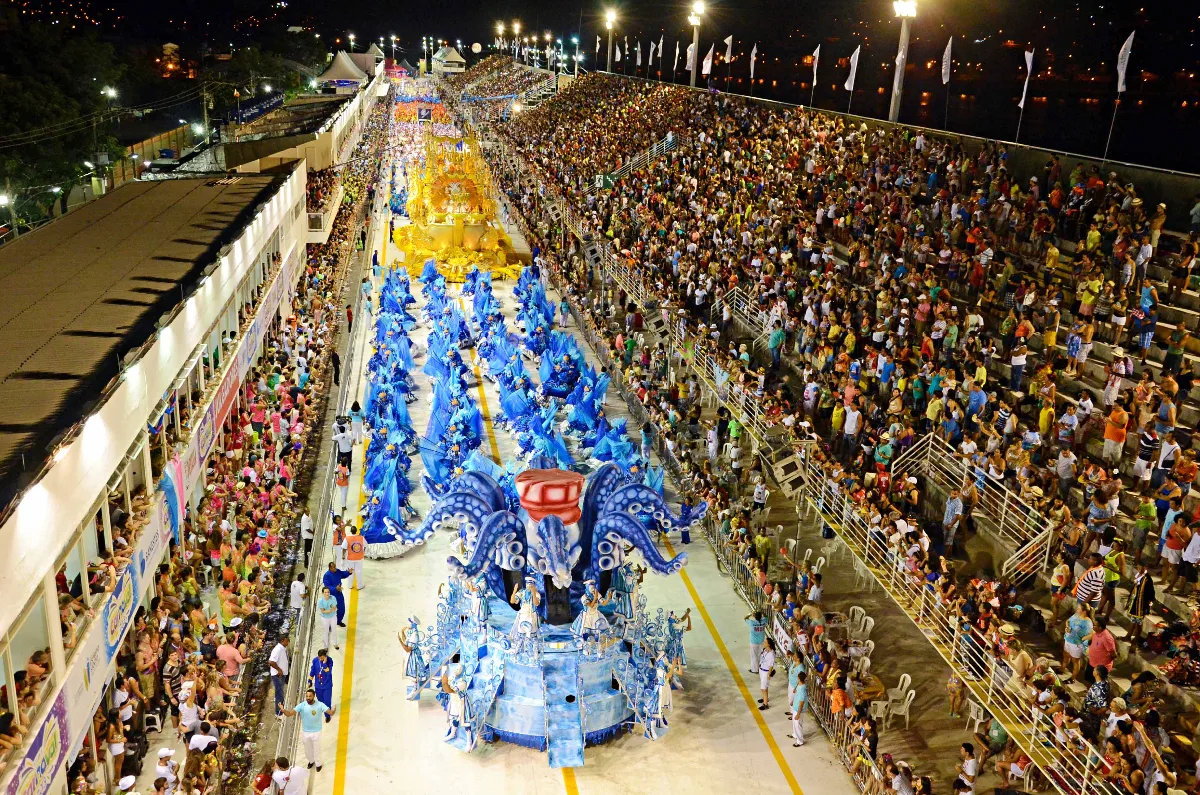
[432, 45, 466, 75]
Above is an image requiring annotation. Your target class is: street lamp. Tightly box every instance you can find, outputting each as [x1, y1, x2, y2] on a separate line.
[102, 86, 117, 98]
[571, 36, 580, 76]
[605, 9, 616, 72]
[263, 84, 272, 93]
[390, 34, 397, 59]
[348, 32, 356, 51]
[688, 2, 704, 88]
[888, 0, 917, 122]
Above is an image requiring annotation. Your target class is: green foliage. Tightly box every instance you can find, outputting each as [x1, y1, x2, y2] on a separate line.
[0, 11, 124, 221]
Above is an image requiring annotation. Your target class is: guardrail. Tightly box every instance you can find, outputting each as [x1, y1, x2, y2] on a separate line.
[797, 446, 1120, 795]
[271, 136, 388, 772]
[584, 131, 678, 194]
[890, 433, 1055, 578]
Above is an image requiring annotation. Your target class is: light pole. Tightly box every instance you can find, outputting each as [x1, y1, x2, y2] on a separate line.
[390, 34, 397, 59]
[605, 10, 616, 73]
[888, 0, 917, 122]
[513, 21, 521, 59]
[497, 23, 505, 54]
[348, 33, 356, 51]
[688, 2, 704, 88]
[572, 36, 580, 76]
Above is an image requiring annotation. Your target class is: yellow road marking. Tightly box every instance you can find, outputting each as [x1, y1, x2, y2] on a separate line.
[331, 586, 359, 795]
[562, 767, 580, 794]
[663, 538, 804, 795]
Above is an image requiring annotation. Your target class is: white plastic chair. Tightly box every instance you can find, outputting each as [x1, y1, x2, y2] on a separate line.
[965, 700, 988, 735]
[886, 689, 916, 730]
[801, 547, 813, 565]
[850, 615, 875, 642]
[868, 699, 889, 725]
[847, 605, 867, 630]
[812, 555, 827, 575]
[852, 655, 872, 678]
[886, 673, 912, 705]
[784, 539, 798, 561]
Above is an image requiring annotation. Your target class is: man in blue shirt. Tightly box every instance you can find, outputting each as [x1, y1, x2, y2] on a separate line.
[790, 671, 808, 747]
[323, 562, 352, 626]
[283, 689, 333, 770]
[745, 611, 767, 674]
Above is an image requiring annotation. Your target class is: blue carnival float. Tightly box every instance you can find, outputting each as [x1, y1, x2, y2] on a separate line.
[392, 266, 704, 767]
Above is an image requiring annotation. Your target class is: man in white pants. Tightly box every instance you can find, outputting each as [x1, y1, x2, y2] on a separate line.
[283, 690, 333, 771]
[317, 587, 340, 650]
[745, 610, 766, 674]
[789, 672, 808, 747]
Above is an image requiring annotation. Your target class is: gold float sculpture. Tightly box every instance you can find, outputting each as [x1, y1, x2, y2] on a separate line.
[391, 132, 521, 282]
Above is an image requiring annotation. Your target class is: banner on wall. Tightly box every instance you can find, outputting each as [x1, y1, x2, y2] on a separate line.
[182, 252, 299, 498]
[63, 498, 169, 762]
[772, 614, 793, 654]
[5, 691, 69, 795]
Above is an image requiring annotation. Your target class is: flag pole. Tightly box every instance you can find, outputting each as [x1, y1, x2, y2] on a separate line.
[846, 87, 853, 115]
[1101, 98, 1121, 167]
[810, 83, 816, 108]
[726, 51, 732, 92]
[1015, 103, 1026, 144]
[944, 85, 951, 130]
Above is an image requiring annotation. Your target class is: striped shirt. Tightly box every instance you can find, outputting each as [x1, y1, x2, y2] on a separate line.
[1136, 431, 1160, 462]
[1073, 566, 1106, 605]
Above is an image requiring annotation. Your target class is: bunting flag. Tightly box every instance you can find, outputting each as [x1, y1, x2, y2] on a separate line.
[648, 41, 655, 65]
[675, 40, 681, 71]
[844, 45, 861, 91]
[1116, 30, 1135, 93]
[1017, 49, 1033, 108]
[636, 40, 642, 67]
[750, 43, 757, 79]
[686, 42, 695, 71]
[659, 35, 664, 65]
[942, 36, 953, 85]
[812, 44, 821, 85]
[616, 42, 622, 62]
[702, 43, 714, 76]
[596, 35, 601, 56]
[724, 35, 733, 64]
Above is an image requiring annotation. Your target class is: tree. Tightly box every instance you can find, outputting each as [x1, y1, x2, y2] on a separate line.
[0, 11, 125, 225]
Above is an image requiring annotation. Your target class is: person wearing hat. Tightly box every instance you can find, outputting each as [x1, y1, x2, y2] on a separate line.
[155, 748, 179, 790]
[117, 775, 138, 793]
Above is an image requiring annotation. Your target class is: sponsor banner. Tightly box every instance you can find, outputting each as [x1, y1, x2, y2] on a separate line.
[5, 692, 69, 795]
[183, 252, 298, 498]
[773, 614, 793, 655]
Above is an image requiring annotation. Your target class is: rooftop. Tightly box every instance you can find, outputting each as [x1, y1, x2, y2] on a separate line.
[0, 174, 283, 503]
[233, 94, 353, 140]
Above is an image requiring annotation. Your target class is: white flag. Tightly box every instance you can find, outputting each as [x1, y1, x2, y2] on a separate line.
[844, 45, 861, 92]
[812, 44, 821, 86]
[1017, 49, 1033, 108]
[750, 43, 757, 80]
[637, 41, 642, 67]
[675, 40, 681, 72]
[686, 42, 695, 71]
[649, 41, 655, 65]
[942, 36, 953, 85]
[596, 35, 601, 55]
[1117, 30, 1135, 93]
[724, 35, 733, 64]
[702, 43, 714, 76]
[615, 43, 622, 62]
[659, 35, 664, 64]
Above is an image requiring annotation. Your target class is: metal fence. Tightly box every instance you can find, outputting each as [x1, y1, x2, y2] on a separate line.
[797, 447, 1120, 795]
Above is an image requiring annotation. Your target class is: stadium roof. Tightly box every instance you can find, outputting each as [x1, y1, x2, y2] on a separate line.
[0, 174, 283, 505]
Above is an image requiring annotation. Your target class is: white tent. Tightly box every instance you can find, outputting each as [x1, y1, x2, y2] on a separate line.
[365, 43, 385, 59]
[317, 50, 368, 83]
[432, 46, 466, 74]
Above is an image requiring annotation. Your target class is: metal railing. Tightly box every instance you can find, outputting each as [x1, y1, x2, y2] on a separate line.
[583, 131, 679, 194]
[797, 447, 1120, 795]
[890, 434, 1055, 578]
[271, 126, 390, 771]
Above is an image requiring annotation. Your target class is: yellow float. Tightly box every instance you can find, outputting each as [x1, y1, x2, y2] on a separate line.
[391, 133, 522, 282]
